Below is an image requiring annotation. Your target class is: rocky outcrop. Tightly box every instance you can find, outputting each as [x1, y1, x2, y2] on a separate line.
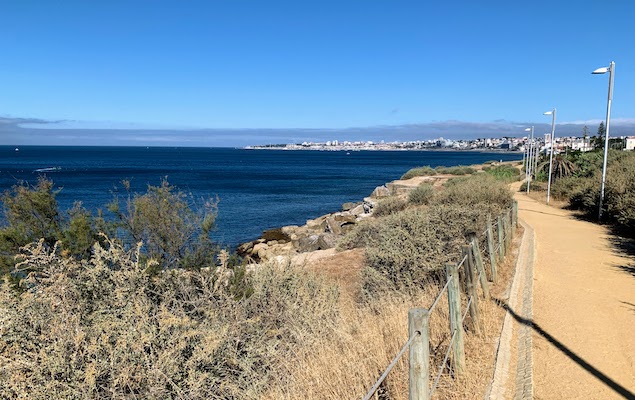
[370, 185, 391, 198]
[237, 198, 377, 262]
[236, 167, 474, 264]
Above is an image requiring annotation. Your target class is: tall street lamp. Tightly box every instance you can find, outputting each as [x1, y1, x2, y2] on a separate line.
[544, 109, 556, 204]
[592, 61, 615, 220]
[524, 127, 534, 193]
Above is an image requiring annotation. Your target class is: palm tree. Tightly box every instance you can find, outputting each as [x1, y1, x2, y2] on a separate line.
[538, 155, 577, 180]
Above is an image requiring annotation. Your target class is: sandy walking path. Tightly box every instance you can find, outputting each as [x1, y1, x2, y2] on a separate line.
[515, 190, 635, 399]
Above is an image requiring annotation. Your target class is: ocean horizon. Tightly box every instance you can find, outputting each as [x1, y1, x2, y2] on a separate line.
[1, 146, 523, 247]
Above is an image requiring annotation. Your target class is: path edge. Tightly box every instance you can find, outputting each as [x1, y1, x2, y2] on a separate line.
[486, 218, 535, 399]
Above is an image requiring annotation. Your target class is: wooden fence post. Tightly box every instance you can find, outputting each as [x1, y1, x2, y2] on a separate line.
[508, 208, 514, 243]
[445, 263, 465, 374]
[469, 235, 490, 300]
[497, 215, 505, 260]
[409, 308, 430, 400]
[462, 245, 481, 334]
[503, 210, 512, 253]
[486, 217, 498, 284]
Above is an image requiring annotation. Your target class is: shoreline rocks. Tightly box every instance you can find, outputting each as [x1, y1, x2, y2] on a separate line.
[236, 174, 453, 263]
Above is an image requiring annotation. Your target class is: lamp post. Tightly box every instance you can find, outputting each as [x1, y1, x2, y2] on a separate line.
[592, 61, 615, 220]
[524, 127, 534, 193]
[544, 109, 556, 204]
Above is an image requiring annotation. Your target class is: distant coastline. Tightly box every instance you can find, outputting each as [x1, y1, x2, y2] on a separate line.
[245, 136, 527, 152]
[245, 146, 522, 153]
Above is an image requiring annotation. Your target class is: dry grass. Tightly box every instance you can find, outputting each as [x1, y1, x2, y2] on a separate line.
[262, 224, 521, 399]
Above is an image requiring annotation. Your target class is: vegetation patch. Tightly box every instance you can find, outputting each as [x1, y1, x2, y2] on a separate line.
[401, 165, 475, 180]
[408, 183, 435, 205]
[373, 196, 408, 216]
[484, 164, 521, 183]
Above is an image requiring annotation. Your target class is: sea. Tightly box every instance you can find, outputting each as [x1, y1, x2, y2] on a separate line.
[0, 146, 522, 247]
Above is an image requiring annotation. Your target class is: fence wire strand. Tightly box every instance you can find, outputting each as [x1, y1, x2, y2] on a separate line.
[362, 331, 420, 400]
[457, 254, 468, 270]
[430, 328, 458, 396]
[362, 205, 514, 399]
[429, 278, 451, 315]
[461, 296, 473, 324]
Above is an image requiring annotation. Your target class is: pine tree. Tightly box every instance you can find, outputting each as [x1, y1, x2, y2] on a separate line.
[592, 121, 606, 149]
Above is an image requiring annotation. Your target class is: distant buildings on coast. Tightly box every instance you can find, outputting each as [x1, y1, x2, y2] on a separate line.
[247, 135, 634, 153]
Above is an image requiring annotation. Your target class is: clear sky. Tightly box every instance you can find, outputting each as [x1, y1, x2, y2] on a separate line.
[1, 1, 634, 146]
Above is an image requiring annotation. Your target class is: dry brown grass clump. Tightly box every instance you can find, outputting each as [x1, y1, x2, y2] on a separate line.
[0, 237, 341, 399]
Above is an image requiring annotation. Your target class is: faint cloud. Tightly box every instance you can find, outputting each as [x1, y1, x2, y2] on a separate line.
[2, 116, 635, 147]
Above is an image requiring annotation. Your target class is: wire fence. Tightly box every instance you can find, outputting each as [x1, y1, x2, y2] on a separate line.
[362, 200, 518, 400]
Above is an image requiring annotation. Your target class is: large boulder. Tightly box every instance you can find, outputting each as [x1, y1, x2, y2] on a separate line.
[296, 234, 321, 252]
[325, 217, 342, 235]
[317, 233, 338, 250]
[342, 202, 359, 211]
[349, 204, 366, 216]
[261, 228, 291, 243]
[306, 215, 329, 232]
[370, 185, 391, 198]
[333, 212, 356, 224]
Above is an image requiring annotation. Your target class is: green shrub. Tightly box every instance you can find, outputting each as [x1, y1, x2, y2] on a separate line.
[348, 204, 499, 293]
[433, 174, 513, 215]
[408, 183, 435, 205]
[485, 164, 521, 183]
[605, 154, 635, 230]
[550, 176, 591, 201]
[519, 181, 547, 192]
[401, 165, 475, 180]
[108, 178, 218, 269]
[373, 196, 408, 216]
[401, 166, 436, 180]
[434, 165, 475, 175]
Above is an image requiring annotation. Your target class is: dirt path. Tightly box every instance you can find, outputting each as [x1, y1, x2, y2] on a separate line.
[515, 189, 635, 399]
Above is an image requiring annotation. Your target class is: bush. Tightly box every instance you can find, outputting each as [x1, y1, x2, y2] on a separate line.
[343, 204, 500, 293]
[0, 178, 106, 278]
[433, 174, 513, 215]
[605, 154, 635, 230]
[519, 181, 546, 192]
[408, 183, 435, 205]
[108, 179, 218, 269]
[485, 164, 521, 183]
[434, 165, 475, 175]
[550, 176, 591, 201]
[0, 238, 340, 399]
[373, 196, 408, 216]
[401, 166, 436, 180]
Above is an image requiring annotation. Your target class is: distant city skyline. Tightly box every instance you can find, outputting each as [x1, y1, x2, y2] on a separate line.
[1, 1, 634, 146]
[2, 117, 633, 148]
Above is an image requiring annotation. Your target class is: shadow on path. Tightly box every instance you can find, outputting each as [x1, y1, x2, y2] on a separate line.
[517, 208, 569, 218]
[615, 264, 635, 278]
[621, 301, 635, 315]
[493, 298, 635, 399]
[609, 235, 635, 258]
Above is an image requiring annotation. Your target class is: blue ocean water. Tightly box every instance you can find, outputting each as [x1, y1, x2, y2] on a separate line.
[0, 146, 522, 247]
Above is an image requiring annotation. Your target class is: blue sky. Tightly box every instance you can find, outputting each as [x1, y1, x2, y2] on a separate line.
[1, 1, 634, 146]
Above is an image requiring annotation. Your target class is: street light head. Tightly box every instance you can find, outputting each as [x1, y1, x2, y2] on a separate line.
[543, 111, 553, 115]
[592, 67, 609, 74]
[524, 128, 531, 131]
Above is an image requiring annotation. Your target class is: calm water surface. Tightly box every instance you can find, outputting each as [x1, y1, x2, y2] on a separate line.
[0, 146, 522, 246]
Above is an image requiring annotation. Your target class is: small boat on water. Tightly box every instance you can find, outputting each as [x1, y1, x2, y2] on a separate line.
[34, 166, 62, 173]
[14, 148, 19, 152]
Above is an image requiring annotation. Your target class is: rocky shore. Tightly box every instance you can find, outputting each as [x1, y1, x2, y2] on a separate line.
[236, 174, 450, 263]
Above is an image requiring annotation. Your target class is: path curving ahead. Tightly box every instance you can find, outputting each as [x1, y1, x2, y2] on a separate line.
[515, 190, 635, 399]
